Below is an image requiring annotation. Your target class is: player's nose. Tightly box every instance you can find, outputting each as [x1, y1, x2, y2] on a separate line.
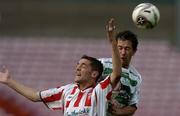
[76, 64, 81, 71]
[120, 49, 126, 55]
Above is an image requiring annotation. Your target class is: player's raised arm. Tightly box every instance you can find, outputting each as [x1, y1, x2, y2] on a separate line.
[0, 67, 41, 102]
[106, 18, 121, 89]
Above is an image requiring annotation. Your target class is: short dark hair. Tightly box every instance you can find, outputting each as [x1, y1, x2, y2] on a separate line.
[116, 30, 138, 52]
[81, 55, 103, 82]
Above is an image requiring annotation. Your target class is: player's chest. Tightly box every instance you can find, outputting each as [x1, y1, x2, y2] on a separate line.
[64, 88, 93, 108]
[64, 88, 93, 115]
[121, 71, 138, 87]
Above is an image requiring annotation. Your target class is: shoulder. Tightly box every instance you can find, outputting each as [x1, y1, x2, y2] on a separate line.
[98, 58, 113, 77]
[51, 83, 78, 94]
[98, 58, 112, 64]
[129, 65, 142, 83]
[96, 76, 111, 89]
[63, 83, 78, 90]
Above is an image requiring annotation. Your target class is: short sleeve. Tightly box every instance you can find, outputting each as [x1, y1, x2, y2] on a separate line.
[40, 86, 65, 110]
[129, 81, 141, 105]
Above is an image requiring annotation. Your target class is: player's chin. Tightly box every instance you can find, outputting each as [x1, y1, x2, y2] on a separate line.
[122, 62, 129, 68]
[74, 76, 81, 82]
[121, 59, 126, 64]
[120, 58, 126, 62]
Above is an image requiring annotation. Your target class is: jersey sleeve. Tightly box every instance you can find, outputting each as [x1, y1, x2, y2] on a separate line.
[129, 76, 142, 106]
[129, 67, 142, 106]
[129, 87, 140, 105]
[40, 86, 66, 110]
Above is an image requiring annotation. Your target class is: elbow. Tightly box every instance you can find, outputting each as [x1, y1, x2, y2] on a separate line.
[31, 98, 40, 102]
[29, 93, 41, 102]
[114, 73, 121, 81]
[28, 96, 40, 102]
[114, 71, 121, 80]
[114, 68, 121, 76]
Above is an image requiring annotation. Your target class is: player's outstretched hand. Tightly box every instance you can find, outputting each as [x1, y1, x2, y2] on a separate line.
[0, 66, 10, 84]
[106, 18, 117, 44]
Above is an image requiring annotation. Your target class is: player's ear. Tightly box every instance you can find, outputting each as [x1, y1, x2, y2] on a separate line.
[132, 49, 137, 56]
[91, 71, 99, 79]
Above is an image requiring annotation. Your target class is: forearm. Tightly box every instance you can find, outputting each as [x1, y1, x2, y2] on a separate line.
[106, 18, 121, 88]
[111, 41, 121, 88]
[7, 78, 41, 102]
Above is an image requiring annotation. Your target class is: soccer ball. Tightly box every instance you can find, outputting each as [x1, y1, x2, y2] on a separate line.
[132, 3, 160, 29]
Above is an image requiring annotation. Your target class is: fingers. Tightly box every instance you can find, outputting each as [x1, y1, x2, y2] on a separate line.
[106, 18, 117, 43]
[1, 65, 8, 73]
[106, 18, 116, 32]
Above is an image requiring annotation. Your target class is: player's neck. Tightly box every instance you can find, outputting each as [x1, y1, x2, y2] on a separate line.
[123, 65, 129, 69]
[78, 82, 95, 90]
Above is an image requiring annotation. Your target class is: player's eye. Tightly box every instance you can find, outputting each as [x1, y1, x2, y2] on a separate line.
[125, 47, 131, 50]
[118, 46, 123, 50]
[82, 64, 88, 69]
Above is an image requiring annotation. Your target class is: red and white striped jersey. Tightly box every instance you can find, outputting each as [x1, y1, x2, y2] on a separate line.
[40, 76, 112, 116]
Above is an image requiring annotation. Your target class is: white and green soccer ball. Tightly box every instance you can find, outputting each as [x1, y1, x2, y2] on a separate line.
[132, 3, 160, 29]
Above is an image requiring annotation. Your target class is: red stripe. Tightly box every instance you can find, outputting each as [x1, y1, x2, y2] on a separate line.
[106, 91, 112, 100]
[74, 92, 84, 107]
[65, 86, 78, 108]
[100, 77, 111, 89]
[43, 90, 64, 103]
[85, 89, 93, 106]
[65, 101, 70, 108]
[71, 86, 78, 94]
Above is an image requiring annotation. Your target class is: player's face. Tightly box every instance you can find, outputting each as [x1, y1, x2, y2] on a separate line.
[75, 59, 94, 84]
[117, 40, 135, 68]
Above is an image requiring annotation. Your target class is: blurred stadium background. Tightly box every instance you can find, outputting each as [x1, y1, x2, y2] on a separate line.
[0, 0, 180, 116]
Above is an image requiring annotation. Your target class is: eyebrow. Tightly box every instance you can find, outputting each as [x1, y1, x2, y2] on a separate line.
[82, 63, 88, 66]
[77, 62, 89, 67]
[118, 45, 131, 48]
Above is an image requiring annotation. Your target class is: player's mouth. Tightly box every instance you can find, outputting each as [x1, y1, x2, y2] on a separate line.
[121, 57, 127, 60]
[76, 71, 81, 76]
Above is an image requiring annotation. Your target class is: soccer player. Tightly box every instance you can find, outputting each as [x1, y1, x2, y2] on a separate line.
[0, 18, 121, 116]
[99, 30, 142, 116]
